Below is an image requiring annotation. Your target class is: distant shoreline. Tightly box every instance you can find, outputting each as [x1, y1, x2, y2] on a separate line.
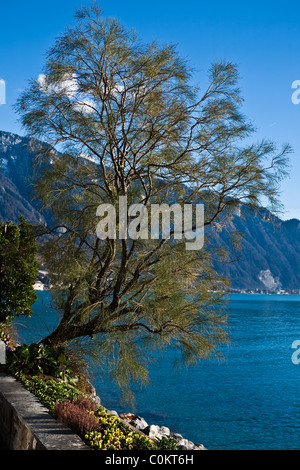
[33, 285, 300, 296]
[229, 290, 300, 295]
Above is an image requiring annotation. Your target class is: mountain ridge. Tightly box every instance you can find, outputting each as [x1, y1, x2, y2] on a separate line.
[0, 130, 46, 225]
[0, 130, 299, 292]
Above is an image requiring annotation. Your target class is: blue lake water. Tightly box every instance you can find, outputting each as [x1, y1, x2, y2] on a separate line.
[14, 292, 300, 450]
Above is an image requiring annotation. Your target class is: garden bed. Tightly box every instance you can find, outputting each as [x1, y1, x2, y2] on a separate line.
[0, 329, 205, 451]
[0, 373, 89, 450]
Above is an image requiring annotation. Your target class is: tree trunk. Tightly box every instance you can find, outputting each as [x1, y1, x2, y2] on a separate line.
[41, 324, 87, 346]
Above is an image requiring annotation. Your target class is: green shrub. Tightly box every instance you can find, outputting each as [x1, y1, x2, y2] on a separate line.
[20, 375, 82, 412]
[154, 436, 180, 450]
[6, 343, 78, 384]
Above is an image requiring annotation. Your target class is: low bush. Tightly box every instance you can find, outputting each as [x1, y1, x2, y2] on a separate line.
[6, 343, 78, 385]
[20, 375, 82, 412]
[54, 399, 100, 436]
[72, 397, 98, 413]
[84, 407, 155, 450]
[154, 436, 180, 450]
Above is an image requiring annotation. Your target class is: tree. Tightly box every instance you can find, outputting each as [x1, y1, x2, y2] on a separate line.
[15, 3, 290, 397]
[0, 217, 39, 323]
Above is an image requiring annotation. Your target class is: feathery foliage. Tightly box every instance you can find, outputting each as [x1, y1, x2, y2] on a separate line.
[15, 3, 290, 399]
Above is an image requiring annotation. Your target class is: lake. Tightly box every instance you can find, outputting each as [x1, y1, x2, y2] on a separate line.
[14, 292, 300, 450]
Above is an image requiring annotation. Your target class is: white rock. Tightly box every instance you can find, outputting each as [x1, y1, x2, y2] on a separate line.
[187, 440, 195, 450]
[144, 424, 161, 439]
[158, 426, 170, 437]
[178, 438, 190, 450]
[194, 443, 207, 450]
[130, 416, 148, 431]
[171, 432, 183, 441]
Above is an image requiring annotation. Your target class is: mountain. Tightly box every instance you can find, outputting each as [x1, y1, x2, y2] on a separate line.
[0, 131, 45, 225]
[210, 206, 300, 291]
[0, 130, 300, 292]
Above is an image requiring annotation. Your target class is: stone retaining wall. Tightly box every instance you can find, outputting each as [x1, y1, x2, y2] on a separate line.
[0, 373, 89, 450]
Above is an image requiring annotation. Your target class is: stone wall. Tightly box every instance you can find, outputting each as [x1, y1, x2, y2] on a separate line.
[0, 373, 89, 450]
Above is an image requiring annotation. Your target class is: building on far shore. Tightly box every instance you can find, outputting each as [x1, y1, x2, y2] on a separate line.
[33, 281, 44, 291]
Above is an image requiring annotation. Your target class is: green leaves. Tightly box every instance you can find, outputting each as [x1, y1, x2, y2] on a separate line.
[0, 217, 39, 323]
[20, 376, 82, 413]
[6, 342, 79, 385]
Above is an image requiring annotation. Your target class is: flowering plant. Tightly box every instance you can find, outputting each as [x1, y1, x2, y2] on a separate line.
[0, 324, 16, 352]
[84, 408, 154, 450]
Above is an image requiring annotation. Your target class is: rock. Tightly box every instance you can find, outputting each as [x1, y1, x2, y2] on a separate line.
[177, 438, 187, 449]
[144, 424, 171, 440]
[194, 443, 207, 450]
[104, 409, 206, 450]
[187, 440, 195, 450]
[84, 381, 101, 407]
[177, 438, 195, 450]
[144, 424, 161, 439]
[158, 426, 170, 437]
[92, 395, 101, 407]
[119, 412, 136, 421]
[129, 416, 148, 431]
[170, 432, 183, 441]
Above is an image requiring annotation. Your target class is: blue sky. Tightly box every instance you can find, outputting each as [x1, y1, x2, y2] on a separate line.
[0, 0, 300, 219]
